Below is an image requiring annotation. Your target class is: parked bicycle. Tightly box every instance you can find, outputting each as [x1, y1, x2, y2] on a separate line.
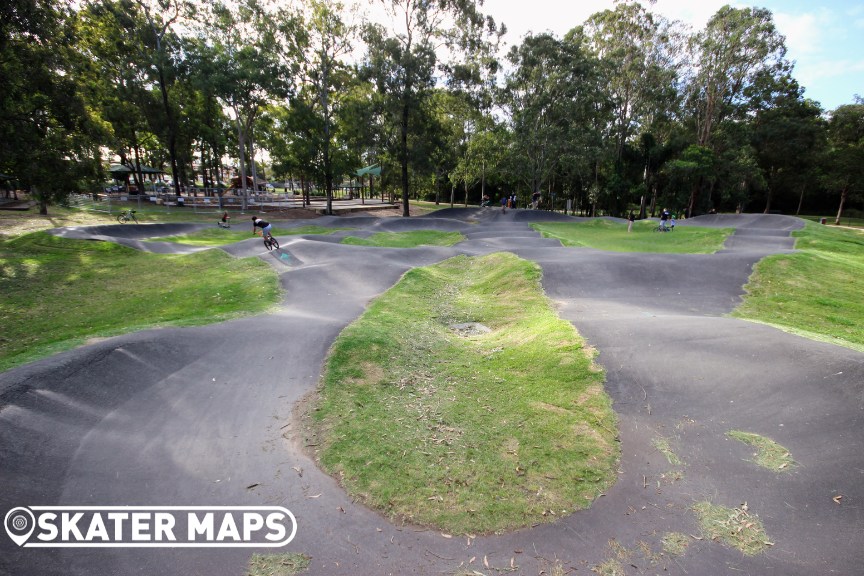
[117, 209, 139, 224]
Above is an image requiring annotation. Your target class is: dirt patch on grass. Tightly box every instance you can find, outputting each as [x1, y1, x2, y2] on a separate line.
[262, 208, 321, 220]
[531, 401, 573, 415]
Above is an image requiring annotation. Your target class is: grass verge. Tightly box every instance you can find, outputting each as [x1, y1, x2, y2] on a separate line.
[341, 230, 464, 247]
[0, 232, 280, 371]
[799, 214, 864, 228]
[532, 219, 731, 253]
[157, 225, 349, 246]
[246, 553, 310, 576]
[693, 501, 772, 556]
[727, 430, 796, 472]
[733, 221, 864, 350]
[304, 252, 619, 534]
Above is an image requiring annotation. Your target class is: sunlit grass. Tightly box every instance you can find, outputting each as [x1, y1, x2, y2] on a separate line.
[0, 232, 280, 371]
[305, 253, 619, 534]
[733, 222, 864, 350]
[341, 230, 464, 247]
[157, 225, 349, 246]
[532, 219, 731, 253]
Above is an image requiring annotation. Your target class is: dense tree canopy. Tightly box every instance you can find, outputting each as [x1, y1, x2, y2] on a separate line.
[1, 0, 860, 219]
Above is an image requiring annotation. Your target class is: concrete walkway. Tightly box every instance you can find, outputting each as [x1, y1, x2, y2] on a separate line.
[1, 209, 862, 576]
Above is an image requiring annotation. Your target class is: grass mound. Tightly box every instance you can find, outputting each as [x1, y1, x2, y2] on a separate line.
[532, 219, 731, 253]
[157, 225, 347, 246]
[305, 252, 619, 534]
[734, 222, 864, 350]
[0, 232, 280, 371]
[341, 230, 464, 247]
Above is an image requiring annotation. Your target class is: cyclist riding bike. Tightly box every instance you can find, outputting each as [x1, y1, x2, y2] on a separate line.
[252, 216, 273, 241]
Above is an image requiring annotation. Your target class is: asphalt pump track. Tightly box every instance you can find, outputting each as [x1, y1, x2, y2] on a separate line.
[1, 210, 862, 575]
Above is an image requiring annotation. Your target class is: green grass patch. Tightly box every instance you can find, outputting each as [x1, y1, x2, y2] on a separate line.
[532, 219, 731, 253]
[652, 436, 683, 466]
[799, 214, 864, 228]
[157, 225, 349, 246]
[306, 253, 619, 534]
[733, 222, 864, 350]
[693, 502, 772, 556]
[246, 553, 310, 576]
[727, 430, 796, 472]
[662, 532, 690, 556]
[341, 230, 464, 247]
[0, 232, 281, 371]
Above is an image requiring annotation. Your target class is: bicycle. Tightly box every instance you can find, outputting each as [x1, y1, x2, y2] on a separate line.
[217, 220, 231, 229]
[117, 209, 139, 224]
[255, 229, 279, 250]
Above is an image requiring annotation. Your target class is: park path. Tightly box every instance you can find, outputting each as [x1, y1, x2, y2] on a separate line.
[1, 210, 862, 576]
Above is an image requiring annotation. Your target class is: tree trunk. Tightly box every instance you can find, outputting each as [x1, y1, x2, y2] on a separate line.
[687, 176, 702, 218]
[35, 187, 48, 215]
[834, 186, 848, 225]
[132, 141, 144, 192]
[157, 65, 180, 197]
[763, 166, 775, 213]
[249, 127, 260, 197]
[235, 116, 248, 211]
[795, 183, 805, 216]
[400, 100, 410, 217]
[649, 182, 657, 218]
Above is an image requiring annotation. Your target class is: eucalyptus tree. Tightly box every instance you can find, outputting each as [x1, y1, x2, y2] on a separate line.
[113, 0, 195, 195]
[258, 103, 318, 204]
[682, 5, 788, 214]
[824, 102, 864, 224]
[183, 42, 232, 192]
[76, 1, 156, 192]
[500, 32, 605, 210]
[663, 144, 714, 212]
[444, 90, 486, 207]
[283, 0, 358, 215]
[748, 73, 824, 214]
[360, 0, 503, 216]
[451, 119, 504, 207]
[0, 0, 105, 213]
[196, 0, 289, 206]
[584, 1, 681, 164]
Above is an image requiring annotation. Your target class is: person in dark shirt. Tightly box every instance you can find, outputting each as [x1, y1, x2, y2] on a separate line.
[252, 216, 273, 240]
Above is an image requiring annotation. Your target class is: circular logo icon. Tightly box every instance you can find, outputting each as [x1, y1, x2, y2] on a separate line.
[4, 507, 35, 547]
